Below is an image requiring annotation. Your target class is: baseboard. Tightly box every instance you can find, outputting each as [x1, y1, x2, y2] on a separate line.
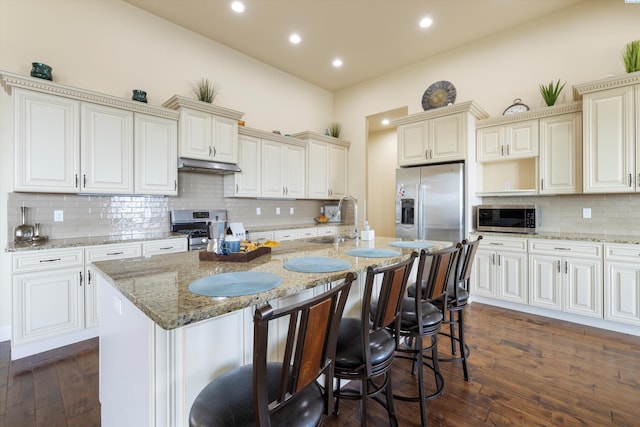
[470, 296, 640, 337]
[10, 327, 99, 360]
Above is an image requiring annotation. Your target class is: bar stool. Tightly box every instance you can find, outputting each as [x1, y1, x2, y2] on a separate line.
[333, 252, 418, 427]
[188, 273, 354, 427]
[394, 244, 461, 427]
[434, 236, 482, 381]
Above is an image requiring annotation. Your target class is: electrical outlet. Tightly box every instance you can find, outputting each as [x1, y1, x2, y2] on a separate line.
[256, 207, 261, 215]
[320, 207, 324, 213]
[276, 207, 280, 215]
[54, 210, 64, 222]
[290, 207, 294, 215]
[582, 208, 592, 219]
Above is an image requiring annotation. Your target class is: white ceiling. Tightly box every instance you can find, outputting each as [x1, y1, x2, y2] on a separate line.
[122, 0, 586, 92]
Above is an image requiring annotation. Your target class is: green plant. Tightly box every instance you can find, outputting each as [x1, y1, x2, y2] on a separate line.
[539, 79, 566, 107]
[193, 78, 219, 103]
[327, 121, 342, 138]
[622, 40, 640, 73]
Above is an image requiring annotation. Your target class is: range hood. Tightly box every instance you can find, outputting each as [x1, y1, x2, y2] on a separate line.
[177, 158, 241, 174]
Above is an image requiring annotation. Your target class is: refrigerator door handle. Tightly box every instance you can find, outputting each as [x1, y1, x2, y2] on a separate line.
[417, 184, 427, 240]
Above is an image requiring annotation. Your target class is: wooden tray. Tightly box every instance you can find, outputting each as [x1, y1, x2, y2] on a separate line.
[198, 246, 271, 262]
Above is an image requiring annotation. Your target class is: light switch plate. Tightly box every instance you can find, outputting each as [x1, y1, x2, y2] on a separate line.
[54, 210, 64, 222]
[276, 207, 280, 215]
[290, 207, 294, 215]
[256, 207, 261, 215]
[582, 208, 591, 219]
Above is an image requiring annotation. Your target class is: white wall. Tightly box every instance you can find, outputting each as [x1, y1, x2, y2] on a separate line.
[335, 1, 640, 222]
[0, 0, 334, 340]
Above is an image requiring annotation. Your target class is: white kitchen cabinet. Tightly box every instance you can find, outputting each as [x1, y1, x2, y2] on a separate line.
[261, 139, 306, 199]
[398, 113, 468, 166]
[142, 237, 188, 257]
[12, 248, 85, 354]
[575, 75, 639, 193]
[80, 103, 134, 194]
[472, 237, 528, 304]
[134, 113, 178, 196]
[14, 88, 80, 192]
[529, 240, 602, 318]
[477, 119, 538, 162]
[604, 244, 640, 326]
[5, 72, 181, 196]
[84, 243, 142, 329]
[162, 95, 244, 164]
[273, 229, 298, 241]
[539, 112, 582, 194]
[292, 131, 350, 200]
[225, 133, 261, 197]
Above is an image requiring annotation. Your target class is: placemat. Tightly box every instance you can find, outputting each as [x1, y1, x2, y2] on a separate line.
[283, 257, 352, 273]
[189, 272, 282, 297]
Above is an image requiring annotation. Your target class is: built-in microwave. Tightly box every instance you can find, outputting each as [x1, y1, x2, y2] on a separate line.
[476, 205, 539, 234]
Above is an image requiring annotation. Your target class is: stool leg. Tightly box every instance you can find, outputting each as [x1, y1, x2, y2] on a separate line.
[458, 309, 470, 381]
[449, 307, 457, 356]
[334, 378, 341, 415]
[385, 371, 398, 427]
[416, 337, 428, 427]
[360, 378, 368, 427]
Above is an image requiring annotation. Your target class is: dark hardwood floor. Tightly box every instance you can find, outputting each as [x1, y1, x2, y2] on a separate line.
[0, 303, 638, 427]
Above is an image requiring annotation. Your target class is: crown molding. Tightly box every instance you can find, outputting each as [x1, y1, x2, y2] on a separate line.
[239, 126, 307, 146]
[573, 71, 640, 100]
[290, 131, 351, 148]
[162, 95, 244, 120]
[476, 101, 582, 128]
[0, 70, 179, 120]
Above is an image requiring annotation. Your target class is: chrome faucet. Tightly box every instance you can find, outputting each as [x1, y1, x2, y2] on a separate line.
[337, 195, 358, 240]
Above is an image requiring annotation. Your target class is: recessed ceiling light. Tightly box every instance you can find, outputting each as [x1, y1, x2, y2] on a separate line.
[332, 58, 343, 68]
[419, 17, 433, 28]
[381, 119, 390, 126]
[231, 1, 245, 13]
[289, 33, 301, 44]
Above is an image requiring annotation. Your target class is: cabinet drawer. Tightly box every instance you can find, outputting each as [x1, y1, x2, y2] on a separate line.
[294, 228, 318, 238]
[142, 238, 188, 257]
[247, 231, 274, 242]
[317, 226, 340, 236]
[604, 243, 640, 262]
[480, 237, 527, 252]
[13, 248, 84, 274]
[529, 240, 601, 258]
[85, 243, 141, 262]
[274, 229, 298, 241]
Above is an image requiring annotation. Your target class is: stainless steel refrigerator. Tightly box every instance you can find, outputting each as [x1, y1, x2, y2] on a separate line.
[395, 162, 464, 244]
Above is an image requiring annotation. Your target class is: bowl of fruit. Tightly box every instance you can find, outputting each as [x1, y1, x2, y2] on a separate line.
[314, 215, 329, 224]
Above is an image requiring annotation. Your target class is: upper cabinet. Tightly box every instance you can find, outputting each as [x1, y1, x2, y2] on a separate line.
[475, 102, 582, 196]
[3, 71, 179, 196]
[224, 127, 306, 199]
[162, 95, 244, 164]
[292, 131, 350, 200]
[574, 72, 640, 194]
[393, 101, 488, 167]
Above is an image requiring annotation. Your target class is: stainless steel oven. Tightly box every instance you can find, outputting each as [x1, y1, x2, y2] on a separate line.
[170, 209, 227, 250]
[476, 205, 538, 234]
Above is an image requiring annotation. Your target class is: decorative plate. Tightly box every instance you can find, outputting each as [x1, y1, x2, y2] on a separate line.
[422, 80, 456, 110]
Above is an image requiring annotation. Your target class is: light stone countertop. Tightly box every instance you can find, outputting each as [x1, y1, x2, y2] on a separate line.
[471, 231, 640, 245]
[5, 232, 187, 252]
[91, 236, 452, 330]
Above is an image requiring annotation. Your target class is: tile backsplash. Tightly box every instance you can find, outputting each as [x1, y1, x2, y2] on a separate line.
[481, 194, 640, 236]
[7, 172, 324, 240]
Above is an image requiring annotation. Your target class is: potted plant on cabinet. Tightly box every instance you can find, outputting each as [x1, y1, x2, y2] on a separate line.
[539, 79, 566, 107]
[193, 78, 219, 103]
[622, 40, 640, 73]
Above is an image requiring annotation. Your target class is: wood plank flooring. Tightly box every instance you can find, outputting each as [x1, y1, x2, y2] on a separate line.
[0, 303, 638, 426]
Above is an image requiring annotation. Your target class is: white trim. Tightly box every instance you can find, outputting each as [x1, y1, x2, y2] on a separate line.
[10, 326, 98, 360]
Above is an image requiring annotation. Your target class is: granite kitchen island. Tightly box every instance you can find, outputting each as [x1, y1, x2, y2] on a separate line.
[92, 236, 452, 427]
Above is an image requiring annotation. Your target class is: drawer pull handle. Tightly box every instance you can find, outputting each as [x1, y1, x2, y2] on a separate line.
[489, 242, 504, 246]
[107, 252, 124, 256]
[159, 247, 173, 250]
[553, 247, 571, 251]
[39, 258, 62, 263]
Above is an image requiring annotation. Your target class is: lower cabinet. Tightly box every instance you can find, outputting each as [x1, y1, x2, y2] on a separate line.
[529, 240, 602, 318]
[604, 244, 640, 326]
[11, 238, 186, 360]
[472, 237, 528, 304]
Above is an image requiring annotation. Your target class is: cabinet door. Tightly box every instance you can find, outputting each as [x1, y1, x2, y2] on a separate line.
[227, 134, 261, 197]
[529, 254, 562, 310]
[397, 122, 427, 166]
[85, 243, 142, 329]
[13, 267, 84, 345]
[507, 120, 538, 158]
[134, 114, 178, 195]
[477, 126, 505, 162]
[583, 86, 635, 193]
[81, 103, 134, 194]
[14, 89, 80, 192]
[178, 108, 211, 160]
[261, 139, 286, 198]
[540, 113, 582, 194]
[472, 249, 497, 298]
[212, 116, 238, 164]
[307, 140, 330, 199]
[565, 257, 602, 318]
[328, 143, 348, 199]
[605, 261, 640, 326]
[498, 251, 528, 304]
[430, 113, 465, 162]
[283, 143, 306, 198]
